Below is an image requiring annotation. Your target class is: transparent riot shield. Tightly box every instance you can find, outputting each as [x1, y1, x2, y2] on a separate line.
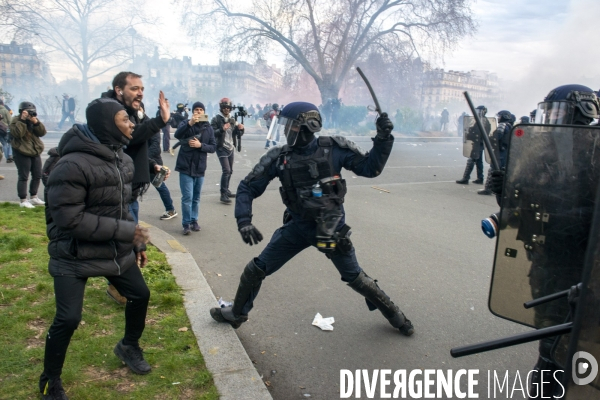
[462, 116, 497, 161]
[488, 124, 600, 330]
[266, 116, 279, 141]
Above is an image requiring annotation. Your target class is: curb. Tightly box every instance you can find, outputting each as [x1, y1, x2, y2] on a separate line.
[140, 221, 273, 400]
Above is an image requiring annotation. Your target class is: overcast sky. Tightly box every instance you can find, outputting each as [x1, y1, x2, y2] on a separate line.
[50, 0, 599, 117]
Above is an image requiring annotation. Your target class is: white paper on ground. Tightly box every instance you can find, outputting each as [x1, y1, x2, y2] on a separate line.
[312, 312, 335, 331]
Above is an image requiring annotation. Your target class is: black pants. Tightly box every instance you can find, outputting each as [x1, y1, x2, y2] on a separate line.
[42, 265, 150, 380]
[218, 151, 234, 194]
[12, 150, 42, 199]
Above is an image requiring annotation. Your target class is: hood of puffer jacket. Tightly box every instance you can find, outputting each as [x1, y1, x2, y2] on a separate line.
[86, 98, 130, 147]
[58, 124, 118, 162]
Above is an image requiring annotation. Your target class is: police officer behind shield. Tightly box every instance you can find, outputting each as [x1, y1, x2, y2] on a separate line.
[477, 110, 514, 196]
[490, 84, 600, 398]
[210, 102, 415, 336]
[456, 105, 489, 185]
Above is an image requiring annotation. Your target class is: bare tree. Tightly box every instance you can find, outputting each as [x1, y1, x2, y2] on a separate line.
[180, 0, 475, 104]
[1, 0, 151, 103]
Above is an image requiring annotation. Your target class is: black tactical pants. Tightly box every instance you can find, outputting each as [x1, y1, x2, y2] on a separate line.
[42, 265, 150, 380]
[239, 219, 362, 315]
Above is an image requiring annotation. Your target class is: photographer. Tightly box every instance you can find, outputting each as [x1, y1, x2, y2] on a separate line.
[210, 97, 244, 204]
[175, 102, 216, 234]
[170, 103, 188, 129]
[10, 101, 46, 208]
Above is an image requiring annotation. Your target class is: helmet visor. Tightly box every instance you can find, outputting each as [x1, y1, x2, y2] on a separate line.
[278, 116, 302, 146]
[535, 101, 574, 125]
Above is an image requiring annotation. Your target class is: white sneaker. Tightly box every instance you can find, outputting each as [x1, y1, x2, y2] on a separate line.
[20, 200, 35, 208]
[29, 197, 45, 206]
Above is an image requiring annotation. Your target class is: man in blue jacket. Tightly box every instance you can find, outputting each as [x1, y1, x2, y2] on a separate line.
[210, 102, 414, 336]
[174, 102, 216, 235]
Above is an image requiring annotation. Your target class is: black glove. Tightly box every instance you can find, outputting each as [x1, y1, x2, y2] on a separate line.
[375, 112, 394, 139]
[490, 168, 505, 196]
[239, 223, 263, 246]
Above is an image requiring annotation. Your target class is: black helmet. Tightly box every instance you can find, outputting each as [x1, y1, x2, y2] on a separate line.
[496, 110, 513, 123]
[272, 103, 279, 111]
[530, 109, 537, 120]
[519, 116, 530, 124]
[18, 101, 37, 117]
[535, 84, 599, 125]
[475, 105, 487, 117]
[278, 102, 322, 147]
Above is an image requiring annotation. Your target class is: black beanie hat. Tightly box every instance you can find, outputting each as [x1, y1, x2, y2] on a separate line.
[86, 98, 129, 146]
[192, 101, 205, 112]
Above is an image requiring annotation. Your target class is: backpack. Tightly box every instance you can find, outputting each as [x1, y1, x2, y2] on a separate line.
[263, 112, 270, 121]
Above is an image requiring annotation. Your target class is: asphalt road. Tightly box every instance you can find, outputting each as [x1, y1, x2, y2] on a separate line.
[1, 132, 538, 399]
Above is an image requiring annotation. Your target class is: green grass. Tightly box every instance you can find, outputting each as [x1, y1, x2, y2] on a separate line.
[0, 202, 219, 399]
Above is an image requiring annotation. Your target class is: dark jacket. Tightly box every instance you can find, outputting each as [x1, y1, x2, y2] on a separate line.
[235, 135, 394, 229]
[42, 147, 61, 186]
[210, 113, 243, 149]
[174, 120, 216, 177]
[62, 97, 76, 114]
[9, 116, 46, 156]
[148, 131, 163, 167]
[100, 89, 165, 187]
[45, 124, 137, 278]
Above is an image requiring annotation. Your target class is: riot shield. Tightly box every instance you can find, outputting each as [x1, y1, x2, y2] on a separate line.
[462, 116, 497, 161]
[266, 116, 279, 141]
[565, 180, 600, 397]
[488, 124, 600, 329]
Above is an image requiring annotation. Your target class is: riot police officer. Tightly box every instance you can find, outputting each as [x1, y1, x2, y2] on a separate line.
[210, 102, 415, 336]
[456, 105, 489, 184]
[477, 110, 514, 195]
[490, 84, 600, 398]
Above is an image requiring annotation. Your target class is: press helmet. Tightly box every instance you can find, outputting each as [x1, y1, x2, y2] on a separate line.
[18, 101, 37, 116]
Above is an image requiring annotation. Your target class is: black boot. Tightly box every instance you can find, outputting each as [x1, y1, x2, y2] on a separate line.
[40, 376, 69, 400]
[210, 260, 265, 328]
[347, 271, 414, 336]
[456, 159, 474, 184]
[220, 193, 232, 204]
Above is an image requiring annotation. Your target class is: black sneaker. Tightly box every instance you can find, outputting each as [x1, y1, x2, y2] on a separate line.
[455, 178, 469, 184]
[191, 221, 201, 231]
[220, 193, 232, 204]
[6, 158, 13, 163]
[472, 179, 484, 184]
[478, 189, 493, 195]
[41, 377, 69, 400]
[226, 191, 236, 198]
[182, 224, 191, 235]
[113, 340, 151, 375]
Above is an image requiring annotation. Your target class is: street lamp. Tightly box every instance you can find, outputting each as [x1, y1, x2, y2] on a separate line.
[128, 28, 137, 62]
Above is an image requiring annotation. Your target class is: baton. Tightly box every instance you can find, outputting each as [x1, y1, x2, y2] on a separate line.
[357, 67, 382, 116]
[463, 91, 500, 170]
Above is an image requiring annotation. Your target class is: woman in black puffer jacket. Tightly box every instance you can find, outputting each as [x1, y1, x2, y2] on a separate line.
[40, 98, 153, 399]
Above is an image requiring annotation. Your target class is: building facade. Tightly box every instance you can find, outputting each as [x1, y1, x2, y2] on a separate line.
[130, 49, 282, 106]
[421, 68, 501, 113]
[0, 41, 54, 87]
